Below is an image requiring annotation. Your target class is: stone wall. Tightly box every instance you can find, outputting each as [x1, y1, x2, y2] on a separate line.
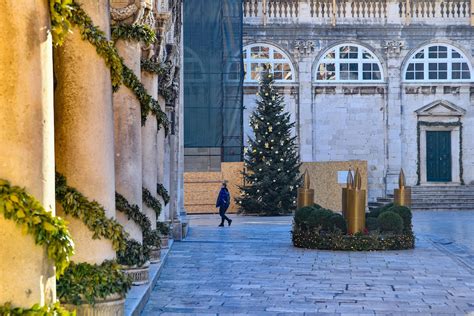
[243, 12, 474, 201]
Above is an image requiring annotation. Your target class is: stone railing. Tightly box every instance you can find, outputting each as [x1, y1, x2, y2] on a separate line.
[243, 0, 473, 25]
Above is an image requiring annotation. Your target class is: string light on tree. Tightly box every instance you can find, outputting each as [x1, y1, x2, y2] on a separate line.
[236, 65, 301, 215]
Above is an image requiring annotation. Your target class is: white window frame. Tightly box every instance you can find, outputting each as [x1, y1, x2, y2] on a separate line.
[243, 43, 296, 84]
[403, 44, 473, 83]
[314, 44, 384, 83]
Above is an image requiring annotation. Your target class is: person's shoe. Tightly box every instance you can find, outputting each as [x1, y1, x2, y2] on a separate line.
[228, 219, 232, 227]
[218, 223, 224, 227]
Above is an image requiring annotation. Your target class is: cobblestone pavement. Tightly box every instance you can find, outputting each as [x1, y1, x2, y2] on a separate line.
[143, 213, 474, 315]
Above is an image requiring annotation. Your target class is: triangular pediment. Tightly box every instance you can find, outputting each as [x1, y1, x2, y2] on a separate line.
[415, 100, 466, 117]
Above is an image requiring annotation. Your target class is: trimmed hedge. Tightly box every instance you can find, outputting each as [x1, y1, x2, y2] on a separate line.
[292, 203, 415, 251]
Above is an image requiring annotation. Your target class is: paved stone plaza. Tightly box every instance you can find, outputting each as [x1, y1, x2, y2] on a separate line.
[143, 212, 474, 315]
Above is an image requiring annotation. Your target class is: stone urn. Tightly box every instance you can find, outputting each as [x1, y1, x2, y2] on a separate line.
[149, 246, 161, 263]
[62, 293, 125, 316]
[121, 262, 150, 285]
[160, 234, 169, 249]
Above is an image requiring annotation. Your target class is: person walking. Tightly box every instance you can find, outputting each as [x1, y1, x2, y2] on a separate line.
[216, 182, 232, 227]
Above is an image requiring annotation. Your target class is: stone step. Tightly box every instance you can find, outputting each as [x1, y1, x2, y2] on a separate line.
[412, 203, 474, 209]
[376, 197, 393, 203]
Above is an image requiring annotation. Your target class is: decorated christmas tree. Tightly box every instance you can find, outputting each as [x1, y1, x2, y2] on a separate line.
[236, 67, 301, 215]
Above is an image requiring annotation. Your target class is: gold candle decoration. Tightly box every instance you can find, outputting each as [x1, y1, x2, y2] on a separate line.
[394, 168, 412, 207]
[345, 168, 366, 234]
[341, 169, 354, 218]
[297, 170, 314, 209]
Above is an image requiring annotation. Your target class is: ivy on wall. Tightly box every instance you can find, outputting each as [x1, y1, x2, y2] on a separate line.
[141, 58, 166, 76]
[115, 193, 161, 266]
[111, 24, 157, 46]
[142, 187, 162, 217]
[416, 121, 464, 185]
[0, 180, 74, 277]
[0, 302, 73, 316]
[56, 173, 128, 252]
[157, 183, 170, 206]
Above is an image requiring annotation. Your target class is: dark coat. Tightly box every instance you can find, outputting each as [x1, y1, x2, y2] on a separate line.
[216, 188, 230, 208]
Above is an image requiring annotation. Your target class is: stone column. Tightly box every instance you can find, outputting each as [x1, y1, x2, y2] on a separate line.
[157, 96, 167, 222]
[297, 55, 314, 162]
[142, 70, 158, 230]
[0, 0, 55, 307]
[54, 0, 116, 263]
[114, 39, 144, 243]
[384, 42, 404, 194]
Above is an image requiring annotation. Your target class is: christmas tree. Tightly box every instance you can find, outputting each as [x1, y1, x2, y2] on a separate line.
[236, 66, 301, 215]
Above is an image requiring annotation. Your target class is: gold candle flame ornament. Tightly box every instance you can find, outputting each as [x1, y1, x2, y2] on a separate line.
[343, 168, 366, 234]
[297, 170, 314, 209]
[394, 168, 411, 207]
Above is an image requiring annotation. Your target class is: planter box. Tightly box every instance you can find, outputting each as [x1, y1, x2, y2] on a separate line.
[122, 263, 150, 285]
[63, 294, 124, 316]
[149, 246, 161, 263]
[160, 235, 169, 249]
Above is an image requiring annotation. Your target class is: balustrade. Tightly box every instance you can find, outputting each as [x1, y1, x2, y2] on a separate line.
[243, 0, 472, 25]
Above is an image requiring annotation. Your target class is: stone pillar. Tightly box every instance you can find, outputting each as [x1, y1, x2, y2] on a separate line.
[384, 42, 404, 194]
[157, 96, 167, 222]
[142, 70, 158, 230]
[0, 0, 55, 306]
[471, 0, 474, 26]
[297, 55, 314, 162]
[114, 39, 144, 243]
[54, 0, 116, 263]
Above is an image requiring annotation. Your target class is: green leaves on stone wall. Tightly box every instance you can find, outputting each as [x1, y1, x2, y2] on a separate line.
[143, 187, 162, 217]
[55, 173, 128, 252]
[112, 24, 157, 46]
[0, 179, 74, 277]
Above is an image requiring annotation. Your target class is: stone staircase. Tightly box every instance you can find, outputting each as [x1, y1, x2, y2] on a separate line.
[368, 194, 394, 211]
[411, 185, 474, 211]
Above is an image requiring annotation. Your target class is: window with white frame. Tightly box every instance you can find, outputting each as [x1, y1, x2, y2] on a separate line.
[404, 44, 472, 82]
[243, 44, 295, 83]
[315, 44, 384, 82]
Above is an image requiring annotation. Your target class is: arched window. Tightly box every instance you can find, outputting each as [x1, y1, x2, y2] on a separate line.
[315, 44, 384, 82]
[404, 44, 472, 82]
[243, 44, 295, 83]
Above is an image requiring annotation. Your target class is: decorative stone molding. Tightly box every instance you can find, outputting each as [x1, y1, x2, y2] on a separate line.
[110, 3, 139, 22]
[415, 100, 466, 117]
[293, 40, 315, 56]
[405, 85, 463, 95]
[315, 86, 384, 95]
[111, 0, 155, 27]
[383, 40, 404, 57]
[122, 264, 150, 285]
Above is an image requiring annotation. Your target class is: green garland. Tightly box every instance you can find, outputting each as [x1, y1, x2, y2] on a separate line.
[57, 260, 131, 306]
[141, 58, 166, 75]
[0, 180, 74, 277]
[142, 187, 162, 217]
[111, 23, 156, 46]
[156, 183, 170, 206]
[0, 302, 73, 316]
[117, 239, 149, 267]
[48, 0, 169, 132]
[115, 193, 159, 258]
[55, 173, 128, 252]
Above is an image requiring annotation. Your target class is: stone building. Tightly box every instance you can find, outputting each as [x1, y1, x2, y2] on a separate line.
[242, 0, 474, 203]
[0, 0, 185, 312]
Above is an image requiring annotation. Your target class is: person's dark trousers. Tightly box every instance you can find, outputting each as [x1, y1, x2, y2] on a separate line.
[219, 205, 230, 225]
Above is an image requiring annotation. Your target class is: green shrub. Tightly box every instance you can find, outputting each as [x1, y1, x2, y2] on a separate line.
[366, 217, 379, 231]
[117, 239, 149, 267]
[388, 205, 412, 232]
[313, 203, 322, 209]
[377, 211, 403, 234]
[307, 208, 333, 229]
[328, 213, 347, 234]
[57, 260, 132, 305]
[294, 206, 315, 225]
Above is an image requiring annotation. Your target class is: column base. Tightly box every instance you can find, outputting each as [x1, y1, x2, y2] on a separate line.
[172, 219, 182, 241]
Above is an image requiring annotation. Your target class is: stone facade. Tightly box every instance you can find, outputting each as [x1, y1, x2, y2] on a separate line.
[243, 0, 474, 201]
[0, 0, 185, 310]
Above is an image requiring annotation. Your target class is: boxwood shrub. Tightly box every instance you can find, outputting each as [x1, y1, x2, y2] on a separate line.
[292, 203, 415, 251]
